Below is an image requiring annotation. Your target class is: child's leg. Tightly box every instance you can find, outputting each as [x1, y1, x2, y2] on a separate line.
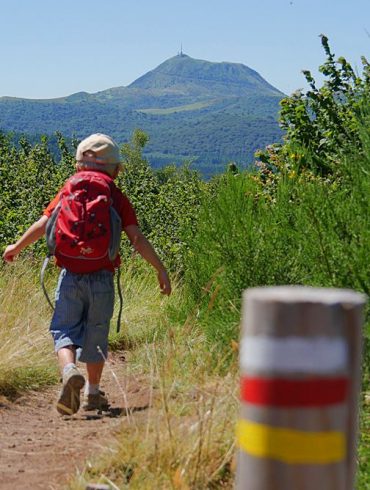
[57, 345, 77, 371]
[50, 269, 85, 372]
[86, 361, 105, 385]
[83, 361, 109, 410]
[79, 271, 114, 410]
[49, 270, 86, 415]
[56, 346, 85, 416]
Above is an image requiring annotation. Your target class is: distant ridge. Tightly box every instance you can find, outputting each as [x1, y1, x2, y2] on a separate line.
[0, 54, 284, 175]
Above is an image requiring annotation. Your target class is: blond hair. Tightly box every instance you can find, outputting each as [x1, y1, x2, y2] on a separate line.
[76, 160, 121, 177]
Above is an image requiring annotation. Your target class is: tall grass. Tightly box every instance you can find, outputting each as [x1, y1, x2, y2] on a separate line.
[0, 259, 58, 397]
[108, 258, 179, 351]
[71, 339, 238, 489]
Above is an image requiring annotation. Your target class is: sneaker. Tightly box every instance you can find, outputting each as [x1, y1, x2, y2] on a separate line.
[82, 390, 109, 411]
[56, 366, 85, 416]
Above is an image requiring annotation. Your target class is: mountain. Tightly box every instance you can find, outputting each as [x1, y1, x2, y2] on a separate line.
[0, 54, 285, 174]
[128, 54, 281, 95]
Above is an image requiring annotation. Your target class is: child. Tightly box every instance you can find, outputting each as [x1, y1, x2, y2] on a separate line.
[2, 133, 171, 415]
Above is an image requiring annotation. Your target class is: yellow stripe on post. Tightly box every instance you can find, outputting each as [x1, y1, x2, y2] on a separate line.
[237, 419, 346, 465]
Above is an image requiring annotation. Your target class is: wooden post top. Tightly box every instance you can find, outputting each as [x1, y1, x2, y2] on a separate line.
[243, 286, 366, 306]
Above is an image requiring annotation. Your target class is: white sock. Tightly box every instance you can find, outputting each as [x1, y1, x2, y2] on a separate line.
[85, 382, 100, 396]
[63, 363, 76, 376]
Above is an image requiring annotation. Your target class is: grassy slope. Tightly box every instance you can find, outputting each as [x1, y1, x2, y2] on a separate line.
[137, 100, 216, 115]
[0, 259, 368, 489]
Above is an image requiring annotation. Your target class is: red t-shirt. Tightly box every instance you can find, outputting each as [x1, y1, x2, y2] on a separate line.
[43, 172, 138, 273]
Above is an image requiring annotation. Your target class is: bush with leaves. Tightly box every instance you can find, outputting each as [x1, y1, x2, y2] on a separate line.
[255, 35, 370, 183]
[0, 132, 73, 253]
[0, 128, 208, 272]
[118, 129, 209, 271]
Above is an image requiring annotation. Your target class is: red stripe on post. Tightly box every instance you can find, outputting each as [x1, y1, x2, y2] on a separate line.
[241, 376, 348, 407]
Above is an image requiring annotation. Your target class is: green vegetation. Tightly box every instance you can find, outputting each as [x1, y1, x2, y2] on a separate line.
[0, 38, 369, 488]
[185, 150, 370, 346]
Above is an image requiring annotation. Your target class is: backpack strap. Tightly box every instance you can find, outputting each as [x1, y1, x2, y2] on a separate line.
[110, 181, 123, 333]
[40, 255, 55, 311]
[116, 267, 123, 333]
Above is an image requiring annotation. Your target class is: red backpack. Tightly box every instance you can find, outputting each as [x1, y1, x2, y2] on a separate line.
[45, 170, 121, 269]
[42, 171, 123, 331]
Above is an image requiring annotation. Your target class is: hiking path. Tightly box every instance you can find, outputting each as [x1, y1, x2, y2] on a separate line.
[0, 353, 150, 490]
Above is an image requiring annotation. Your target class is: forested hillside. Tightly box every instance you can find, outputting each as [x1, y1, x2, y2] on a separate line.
[0, 54, 284, 175]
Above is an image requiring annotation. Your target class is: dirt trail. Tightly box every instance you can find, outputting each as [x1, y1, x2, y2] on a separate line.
[0, 354, 151, 490]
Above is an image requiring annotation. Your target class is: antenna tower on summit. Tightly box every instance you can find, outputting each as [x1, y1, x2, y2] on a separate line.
[178, 43, 184, 57]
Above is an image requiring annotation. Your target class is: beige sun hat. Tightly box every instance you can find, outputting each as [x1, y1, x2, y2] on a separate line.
[76, 133, 122, 166]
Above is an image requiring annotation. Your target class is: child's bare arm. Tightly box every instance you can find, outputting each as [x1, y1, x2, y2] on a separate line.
[124, 224, 171, 296]
[3, 215, 49, 262]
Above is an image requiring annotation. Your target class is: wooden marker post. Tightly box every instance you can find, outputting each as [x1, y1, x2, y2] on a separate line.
[236, 286, 366, 490]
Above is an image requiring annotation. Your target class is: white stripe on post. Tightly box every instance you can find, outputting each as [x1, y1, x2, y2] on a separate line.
[240, 336, 348, 373]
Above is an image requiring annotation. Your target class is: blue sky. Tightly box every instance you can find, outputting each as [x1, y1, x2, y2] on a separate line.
[1, 0, 369, 99]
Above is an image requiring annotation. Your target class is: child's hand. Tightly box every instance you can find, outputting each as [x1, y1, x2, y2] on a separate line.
[2, 244, 20, 263]
[158, 270, 171, 296]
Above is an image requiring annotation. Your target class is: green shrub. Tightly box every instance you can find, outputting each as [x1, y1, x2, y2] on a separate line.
[184, 125, 370, 347]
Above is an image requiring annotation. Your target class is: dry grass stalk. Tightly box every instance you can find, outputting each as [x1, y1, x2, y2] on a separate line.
[0, 259, 58, 395]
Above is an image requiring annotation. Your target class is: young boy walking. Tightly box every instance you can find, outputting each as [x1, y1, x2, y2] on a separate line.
[3, 133, 171, 415]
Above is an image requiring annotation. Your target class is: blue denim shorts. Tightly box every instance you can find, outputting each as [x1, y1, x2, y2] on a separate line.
[50, 269, 114, 363]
